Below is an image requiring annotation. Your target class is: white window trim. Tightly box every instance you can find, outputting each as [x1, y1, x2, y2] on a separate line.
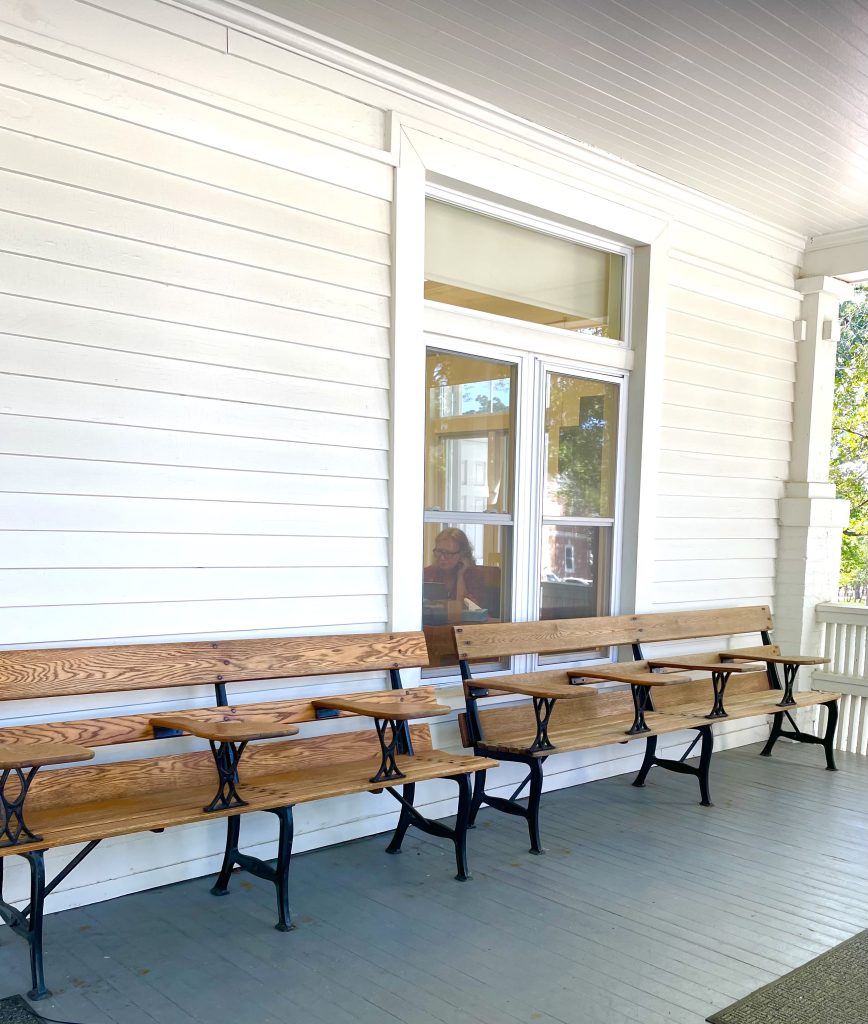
[389, 124, 670, 662]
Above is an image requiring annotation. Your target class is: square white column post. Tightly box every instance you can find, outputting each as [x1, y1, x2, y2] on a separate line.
[776, 276, 852, 698]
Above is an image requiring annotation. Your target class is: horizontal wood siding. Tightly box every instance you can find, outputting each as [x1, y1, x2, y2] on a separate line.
[655, 248, 799, 612]
[0, 0, 807, 912]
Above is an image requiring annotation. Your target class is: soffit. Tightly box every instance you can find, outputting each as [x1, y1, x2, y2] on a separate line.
[251, 0, 868, 238]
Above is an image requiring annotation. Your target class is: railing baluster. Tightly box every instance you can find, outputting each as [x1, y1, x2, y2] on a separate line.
[814, 603, 868, 756]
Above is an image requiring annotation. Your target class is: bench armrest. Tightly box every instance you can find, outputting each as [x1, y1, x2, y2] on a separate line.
[481, 677, 600, 699]
[149, 713, 299, 743]
[719, 648, 829, 667]
[312, 695, 451, 721]
[645, 658, 760, 674]
[567, 666, 692, 687]
[0, 742, 94, 769]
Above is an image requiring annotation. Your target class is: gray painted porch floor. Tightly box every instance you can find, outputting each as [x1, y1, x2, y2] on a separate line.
[2, 741, 866, 1024]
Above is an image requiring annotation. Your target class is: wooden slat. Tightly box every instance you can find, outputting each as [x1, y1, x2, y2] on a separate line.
[452, 606, 773, 659]
[148, 714, 300, 743]
[0, 742, 93, 769]
[0, 688, 444, 748]
[7, 745, 498, 856]
[313, 694, 451, 720]
[0, 632, 429, 700]
[23, 724, 436, 814]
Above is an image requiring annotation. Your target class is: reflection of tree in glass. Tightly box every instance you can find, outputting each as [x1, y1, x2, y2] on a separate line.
[552, 388, 608, 517]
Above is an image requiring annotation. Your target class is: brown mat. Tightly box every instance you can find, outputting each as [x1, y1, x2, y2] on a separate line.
[707, 929, 868, 1023]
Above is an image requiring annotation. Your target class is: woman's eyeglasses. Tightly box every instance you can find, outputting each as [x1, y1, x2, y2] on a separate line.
[433, 547, 460, 558]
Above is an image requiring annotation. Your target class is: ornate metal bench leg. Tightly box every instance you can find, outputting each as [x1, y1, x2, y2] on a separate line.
[760, 711, 784, 758]
[697, 725, 713, 807]
[468, 769, 487, 828]
[211, 814, 241, 896]
[705, 671, 731, 719]
[270, 806, 294, 932]
[823, 700, 839, 771]
[625, 684, 653, 735]
[385, 782, 416, 854]
[370, 718, 406, 784]
[527, 759, 545, 855]
[632, 735, 658, 788]
[452, 774, 472, 881]
[26, 851, 48, 1001]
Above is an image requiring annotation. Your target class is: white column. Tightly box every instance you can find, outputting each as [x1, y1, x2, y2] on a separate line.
[775, 276, 852, 693]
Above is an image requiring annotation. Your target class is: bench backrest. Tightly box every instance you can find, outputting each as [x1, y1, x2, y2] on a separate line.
[0, 632, 433, 811]
[452, 606, 773, 661]
[453, 608, 776, 748]
[0, 631, 429, 701]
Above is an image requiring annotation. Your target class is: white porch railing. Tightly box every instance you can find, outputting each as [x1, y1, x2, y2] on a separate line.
[814, 603, 868, 755]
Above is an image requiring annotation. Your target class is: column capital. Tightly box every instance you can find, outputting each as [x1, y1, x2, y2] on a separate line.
[796, 275, 855, 301]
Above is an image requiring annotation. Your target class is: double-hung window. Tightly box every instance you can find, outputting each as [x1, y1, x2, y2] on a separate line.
[421, 194, 629, 655]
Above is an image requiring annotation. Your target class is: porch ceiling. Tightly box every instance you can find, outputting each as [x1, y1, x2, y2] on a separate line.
[251, 0, 868, 239]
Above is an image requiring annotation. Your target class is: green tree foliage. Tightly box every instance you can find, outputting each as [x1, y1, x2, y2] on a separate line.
[831, 286, 868, 594]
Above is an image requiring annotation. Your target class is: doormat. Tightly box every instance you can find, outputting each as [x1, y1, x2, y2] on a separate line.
[0, 996, 43, 1023]
[707, 928, 868, 1023]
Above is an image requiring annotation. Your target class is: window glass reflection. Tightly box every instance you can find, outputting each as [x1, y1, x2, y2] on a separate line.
[422, 521, 511, 627]
[540, 525, 611, 621]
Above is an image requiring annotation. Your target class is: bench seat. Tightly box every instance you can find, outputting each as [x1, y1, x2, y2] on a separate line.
[474, 689, 838, 757]
[20, 744, 492, 853]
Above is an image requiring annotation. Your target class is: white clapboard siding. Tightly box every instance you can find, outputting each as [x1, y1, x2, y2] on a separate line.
[0, 417, 389, 479]
[2, 567, 386, 606]
[1, 296, 389, 387]
[658, 449, 789, 482]
[0, 533, 389, 569]
[0, 129, 390, 263]
[667, 311, 798, 363]
[659, 426, 790, 462]
[0, 89, 390, 234]
[0, 171, 391, 297]
[0, 0, 387, 150]
[665, 353, 794, 401]
[0, 457, 388, 507]
[2, 377, 388, 450]
[657, 518, 780, 541]
[0, 495, 388, 535]
[660, 405, 791, 443]
[665, 333, 796, 384]
[0, 255, 389, 355]
[0, 40, 392, 200]
[653, 559, 776, 583]
[655, 538, 777, 561]
[658, 473, 784, 499]
[2, 338, 389, 420]
[0, 215, 391, 326]
[0, 596, 389, 646]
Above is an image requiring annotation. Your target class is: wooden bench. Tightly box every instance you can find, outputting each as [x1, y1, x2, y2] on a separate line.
[0, 632, 496, 999]
[449, 606, 838, 853]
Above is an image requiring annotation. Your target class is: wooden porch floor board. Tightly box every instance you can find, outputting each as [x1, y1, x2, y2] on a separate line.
[0, 740, 864, 1024]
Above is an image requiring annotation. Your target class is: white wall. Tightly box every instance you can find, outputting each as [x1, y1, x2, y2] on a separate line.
[0, 0, 807, 912]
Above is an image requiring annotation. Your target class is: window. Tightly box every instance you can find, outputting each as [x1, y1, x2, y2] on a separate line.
[419, 197, 622, 647]
[422, 351, 514, 627]
[421, 197, 627, 654]
[425, 198, 623, 337]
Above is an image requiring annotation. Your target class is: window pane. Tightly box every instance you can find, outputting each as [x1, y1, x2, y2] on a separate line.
[425, 350, 515, 515]
[544, 374, 619, 518]
[422, 521, 511, 626]
[540, 525, 611, 620]
[425, 199, 623, 338]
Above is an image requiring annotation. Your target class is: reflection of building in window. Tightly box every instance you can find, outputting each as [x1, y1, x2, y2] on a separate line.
[564, 544, 574, 573]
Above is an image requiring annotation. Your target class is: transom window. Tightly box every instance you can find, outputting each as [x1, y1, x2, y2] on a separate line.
[420, 195, 628, 661]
